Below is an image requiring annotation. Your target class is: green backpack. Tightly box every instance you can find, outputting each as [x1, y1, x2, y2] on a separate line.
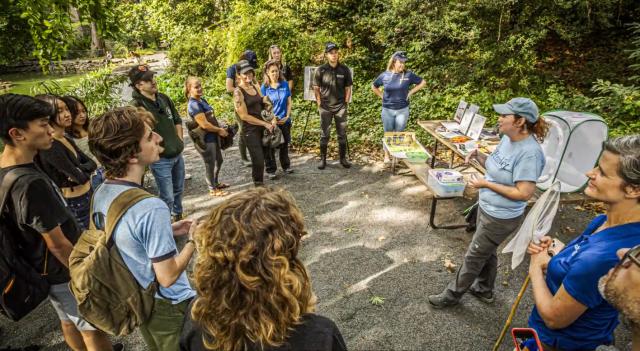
[69, 188, 157, 336]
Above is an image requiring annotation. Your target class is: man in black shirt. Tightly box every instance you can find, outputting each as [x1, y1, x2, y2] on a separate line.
[313, 43, 353, 170]
[0, 94, 115, 350]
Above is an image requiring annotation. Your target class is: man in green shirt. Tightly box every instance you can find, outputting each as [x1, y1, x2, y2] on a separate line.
[129, 65, 185, 221]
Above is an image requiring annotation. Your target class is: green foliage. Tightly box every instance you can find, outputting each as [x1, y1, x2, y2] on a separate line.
[31, 67, 127, 117]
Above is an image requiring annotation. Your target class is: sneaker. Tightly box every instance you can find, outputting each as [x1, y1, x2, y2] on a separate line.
[184, 173, 192, 180]
[267, 172, 277, 180]
[428, 291, 460, 309]
[469, 288, 495, 304]
[284, 168, 294, 174]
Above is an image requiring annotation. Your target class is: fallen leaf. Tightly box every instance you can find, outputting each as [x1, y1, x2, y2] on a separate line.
[502, 281, 509, 287]
[574, 205, 585, 211]
[369, 296, 385, 306]
[444, 259, 457, 273]
[377, 235, 386, 242]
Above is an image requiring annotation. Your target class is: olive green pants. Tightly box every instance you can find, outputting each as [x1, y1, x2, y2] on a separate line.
[139, 298, 191, 351]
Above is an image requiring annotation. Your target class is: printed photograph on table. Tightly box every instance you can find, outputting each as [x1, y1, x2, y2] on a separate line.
[454, 100, 467, 122]
[458, 109, 475, 135]
[466, 114, 486, 140]
[382, 132, 431, 163]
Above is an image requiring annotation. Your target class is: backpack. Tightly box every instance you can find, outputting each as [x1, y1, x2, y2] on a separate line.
[0, 168, 51, 321]
[69, 188, 157, 336]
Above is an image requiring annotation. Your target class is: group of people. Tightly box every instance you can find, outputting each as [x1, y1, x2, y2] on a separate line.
[0, 41, 639, 351]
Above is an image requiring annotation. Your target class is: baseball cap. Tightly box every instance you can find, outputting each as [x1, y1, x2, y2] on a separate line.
[243, 50, 258, 68]
[128, 65, 156, 86]
[237, 60, 254, 75]
[325, 42, 339, 53]
[392, 51, 408, 62]
[493, 97, 540, 123]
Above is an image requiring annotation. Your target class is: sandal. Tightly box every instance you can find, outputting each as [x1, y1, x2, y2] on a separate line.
[209, 188, 229, 197]
[215, 182, 230, 189]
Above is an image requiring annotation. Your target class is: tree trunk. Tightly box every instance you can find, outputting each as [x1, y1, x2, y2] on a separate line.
[90, 22, 105, 57]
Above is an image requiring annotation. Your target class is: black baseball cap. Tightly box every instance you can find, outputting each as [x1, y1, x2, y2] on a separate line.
[237, 60, 255, 75]
[325, 42, 339, 53]
[128, 65, 156, 86]
[243, 50, 258, 68]
[392, 51, 408, 62]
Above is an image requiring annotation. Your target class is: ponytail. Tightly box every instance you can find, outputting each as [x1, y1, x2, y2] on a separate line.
[527, 116, 549, 143]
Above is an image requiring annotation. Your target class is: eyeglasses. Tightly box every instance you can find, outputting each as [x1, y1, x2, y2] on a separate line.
[618, 245, 640, 269]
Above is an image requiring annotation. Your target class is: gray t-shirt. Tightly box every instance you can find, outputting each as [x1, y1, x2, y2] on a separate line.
[92, 181, 195, 303]
[479, 135, 545, 219]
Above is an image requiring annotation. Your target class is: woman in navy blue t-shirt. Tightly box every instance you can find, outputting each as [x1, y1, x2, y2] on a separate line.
[185, 77, 230, 196]
[526, 135, 640, 351]
[371, 51, 426, 164]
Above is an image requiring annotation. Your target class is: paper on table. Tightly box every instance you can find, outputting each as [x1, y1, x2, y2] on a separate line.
[441, 121, 461, 131]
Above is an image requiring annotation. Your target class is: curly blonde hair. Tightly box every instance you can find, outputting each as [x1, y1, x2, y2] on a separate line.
[192, 187, 316, 351]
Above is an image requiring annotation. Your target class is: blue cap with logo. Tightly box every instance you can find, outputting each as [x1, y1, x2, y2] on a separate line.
[325, 42, 339, 53]
[243, 50, 258, 68]
[392, 51, 408, 62]
[493, 97, 539, 123]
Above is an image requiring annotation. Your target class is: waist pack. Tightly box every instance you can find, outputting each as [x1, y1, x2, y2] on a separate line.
[69, 188, 157, 336]
[220, 124, 237, 150]
[0, 169, 50, 321]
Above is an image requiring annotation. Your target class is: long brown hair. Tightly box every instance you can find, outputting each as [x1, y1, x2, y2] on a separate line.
[192, 187, 316, 350]
[262, 60, 284, 87]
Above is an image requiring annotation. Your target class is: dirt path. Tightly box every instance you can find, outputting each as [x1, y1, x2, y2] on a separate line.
[0, 134, 631, 350]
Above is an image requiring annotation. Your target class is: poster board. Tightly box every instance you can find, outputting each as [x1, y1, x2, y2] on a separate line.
[458, 109, 475, 135]
[382, 132, 431, 163]
[454, 100, 468, 122]
[466, 114, 486, 140]
[303, 66, 354, 102]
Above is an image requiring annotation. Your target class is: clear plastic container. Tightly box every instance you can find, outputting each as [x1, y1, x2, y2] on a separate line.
[427, 169, 466, 197]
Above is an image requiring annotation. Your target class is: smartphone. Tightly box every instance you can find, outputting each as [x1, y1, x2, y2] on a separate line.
[512, 328, 543, 351]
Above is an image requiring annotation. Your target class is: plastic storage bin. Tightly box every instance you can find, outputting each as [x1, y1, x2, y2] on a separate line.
[427, 169, 466, 197]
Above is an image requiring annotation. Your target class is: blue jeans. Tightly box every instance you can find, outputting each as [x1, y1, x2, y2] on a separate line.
[381, 107, 410, 132]
[150, 155, 185, 215]
[66, 191, 91, 231]
[90, 166, 105, 191]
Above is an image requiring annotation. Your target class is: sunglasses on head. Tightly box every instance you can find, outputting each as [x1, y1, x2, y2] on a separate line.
[618, 245, 640, 269]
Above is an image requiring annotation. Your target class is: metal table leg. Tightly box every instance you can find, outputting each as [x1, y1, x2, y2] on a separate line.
[428, 197, 468, 230]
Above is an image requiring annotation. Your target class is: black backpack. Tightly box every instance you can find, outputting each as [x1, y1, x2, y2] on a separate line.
[0, 168, 50, 321]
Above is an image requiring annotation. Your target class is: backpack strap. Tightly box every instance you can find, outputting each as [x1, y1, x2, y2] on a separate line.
[0, 168, 36, 213]
[104, 188, 154, 247]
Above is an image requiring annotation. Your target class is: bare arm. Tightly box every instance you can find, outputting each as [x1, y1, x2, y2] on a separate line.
[345, 86, 352, 105]
[529, 254, 588, 329]
[42, 226, 75, 268]
[288, 80, 294, 95]
[193, 112, 222, 133]
[152, 220, 198, 288]
[313, 86, 322, 108]
[408, 80, 427, 99]
[476, 180, 537, 202]
[225, 78, 235, 94]
[371, 84, 383, 99]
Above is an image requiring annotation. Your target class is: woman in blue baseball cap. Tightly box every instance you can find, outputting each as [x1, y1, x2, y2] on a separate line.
[371, 51, 426, 165]
[429, 97, 549, 308]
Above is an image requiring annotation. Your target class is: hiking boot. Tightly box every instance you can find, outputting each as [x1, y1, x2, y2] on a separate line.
[339, 143, 351, 168]
[267, 172, 277, 180]
[113, 343, 125, 351]
[469, 288, 495, 304]
[284, 168, 294, 174]
[318, 144, 327, 170]
[428, 290, 460, 309]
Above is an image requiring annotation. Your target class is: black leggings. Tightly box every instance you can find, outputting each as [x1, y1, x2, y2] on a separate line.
[244, 128, 270, 184]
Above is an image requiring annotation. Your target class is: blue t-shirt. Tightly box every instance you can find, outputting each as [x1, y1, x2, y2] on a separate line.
[92, 182, 196, 303]
[261, 81, 291, 123]
[226, 64, 236, 84]
[479, 135, 545, 219]
[187, 97, 217, 143]
[372, 70, 423, 110]
[529, 215, 640, 350]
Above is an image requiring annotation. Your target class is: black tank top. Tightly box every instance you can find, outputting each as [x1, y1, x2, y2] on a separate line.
[238, 86, 264, 135]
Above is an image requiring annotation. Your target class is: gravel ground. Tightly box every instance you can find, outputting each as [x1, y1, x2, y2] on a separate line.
[0, 134, 632, 350]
